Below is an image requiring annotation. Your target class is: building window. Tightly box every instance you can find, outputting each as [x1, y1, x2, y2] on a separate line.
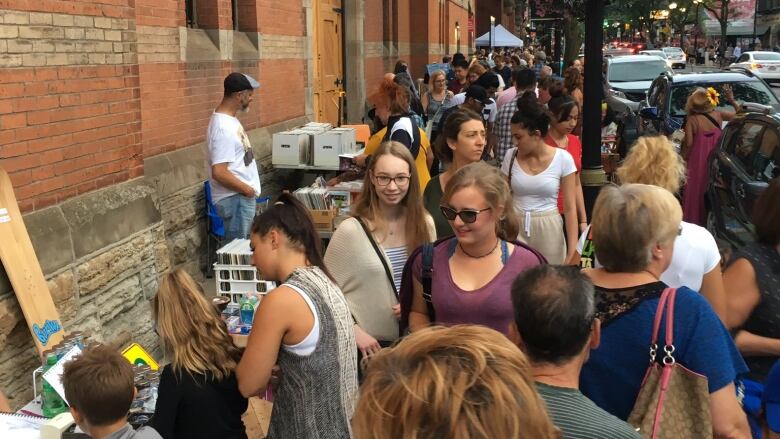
[186, 0, 197, 28]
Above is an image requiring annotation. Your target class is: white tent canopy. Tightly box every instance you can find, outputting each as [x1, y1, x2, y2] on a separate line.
[475, 25, 524, 48]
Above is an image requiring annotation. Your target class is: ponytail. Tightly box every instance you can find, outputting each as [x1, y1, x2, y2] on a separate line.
[251, 193, 333, 280]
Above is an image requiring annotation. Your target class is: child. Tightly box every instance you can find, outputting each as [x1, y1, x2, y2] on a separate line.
[62, 344, 162, 439]
[151, 269, 247, 439]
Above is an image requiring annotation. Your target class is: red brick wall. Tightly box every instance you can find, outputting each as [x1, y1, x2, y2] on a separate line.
[1, 65, 142, 211]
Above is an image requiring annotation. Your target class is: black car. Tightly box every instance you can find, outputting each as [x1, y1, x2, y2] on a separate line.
[640, 70, 780, 138]
[706, 112, 779, 247]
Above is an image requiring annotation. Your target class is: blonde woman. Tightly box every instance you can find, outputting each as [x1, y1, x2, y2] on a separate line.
[579, 184, 749, 437]
[151, 269, 247, 439]
[682, 85, 739, 225]
[353, 325, 559, 439]
[421, 70, 454, 131]
[402, 162, 545, 336]
[576, 135, 727, 322]
[325, 142, 434, 358]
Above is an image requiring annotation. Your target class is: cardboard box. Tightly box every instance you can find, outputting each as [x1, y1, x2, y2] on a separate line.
[272, 130, 312, 166]
[309, 208, 337, 231]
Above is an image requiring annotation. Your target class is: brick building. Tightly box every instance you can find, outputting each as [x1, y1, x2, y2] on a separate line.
[0, 0, 474, 407]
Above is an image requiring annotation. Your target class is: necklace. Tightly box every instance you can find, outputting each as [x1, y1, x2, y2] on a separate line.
[459, 239, 500, 259]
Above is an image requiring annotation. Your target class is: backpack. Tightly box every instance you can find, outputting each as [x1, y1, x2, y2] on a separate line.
[398, 237, 547, 336]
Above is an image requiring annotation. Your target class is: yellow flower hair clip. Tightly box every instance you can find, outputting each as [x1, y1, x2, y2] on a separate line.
[706, 87, 720, 107]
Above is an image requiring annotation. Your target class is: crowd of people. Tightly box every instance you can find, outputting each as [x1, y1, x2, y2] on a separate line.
[9, 52, 779, 439]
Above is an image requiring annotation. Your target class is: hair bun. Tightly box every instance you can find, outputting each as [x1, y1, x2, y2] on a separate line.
[547, 81, 566, 99]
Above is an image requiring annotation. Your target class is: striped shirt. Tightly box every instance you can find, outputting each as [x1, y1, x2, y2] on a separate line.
[383, 245, 407, 292]
[535, 382, 643, 439]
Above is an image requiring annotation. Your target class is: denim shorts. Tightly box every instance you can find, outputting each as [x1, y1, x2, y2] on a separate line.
[216, 193, 256, 241]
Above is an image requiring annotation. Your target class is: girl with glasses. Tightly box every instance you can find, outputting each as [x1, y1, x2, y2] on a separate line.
[501, 94, 579, 265]
[325, 142, 435, 363]
[423, 108, 488, 238]
[401, 162, 545, 336]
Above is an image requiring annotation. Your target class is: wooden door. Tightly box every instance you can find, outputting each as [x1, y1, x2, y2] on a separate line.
[314, 0, 343, 125]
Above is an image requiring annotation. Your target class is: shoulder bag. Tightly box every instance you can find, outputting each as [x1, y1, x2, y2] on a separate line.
[627, 287, 713, 439]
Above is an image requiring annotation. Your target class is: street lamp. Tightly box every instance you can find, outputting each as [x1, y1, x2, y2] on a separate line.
[490, 16, 495, 51]
[455, 22, 460, 52]
[693, 0, 702, 64]
[668, 3, 678, 45]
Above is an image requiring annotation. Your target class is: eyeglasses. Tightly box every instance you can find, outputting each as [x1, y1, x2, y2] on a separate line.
[435, 79, 447, 84]
[374, 174, 411, 187]
[440, 205, 492, 223]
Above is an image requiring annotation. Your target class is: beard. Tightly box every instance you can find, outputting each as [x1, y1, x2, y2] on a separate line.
[238, 104, 250, 114]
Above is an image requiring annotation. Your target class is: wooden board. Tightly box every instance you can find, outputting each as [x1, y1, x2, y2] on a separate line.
[0, 167, 64, 355]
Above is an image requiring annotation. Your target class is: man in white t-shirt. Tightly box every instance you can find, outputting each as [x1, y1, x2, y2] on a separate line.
[207, 72, 262, 241]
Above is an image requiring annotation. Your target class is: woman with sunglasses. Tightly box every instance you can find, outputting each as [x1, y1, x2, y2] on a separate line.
[403, 161, 545, 336]
[501, 94, 578, 265]
[325, 142, 434, 360]
[423, 108, 487, 238]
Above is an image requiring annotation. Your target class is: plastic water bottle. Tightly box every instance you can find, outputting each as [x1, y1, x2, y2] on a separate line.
[41, 351, 68, 418]
[240, 294, 255, 326]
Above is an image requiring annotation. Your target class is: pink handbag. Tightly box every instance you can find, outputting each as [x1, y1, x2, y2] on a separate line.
[627, 288, 712, 439]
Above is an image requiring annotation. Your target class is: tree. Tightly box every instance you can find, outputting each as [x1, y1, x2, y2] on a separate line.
[701, 0, 753, 57]
[532, 0, 585, 64]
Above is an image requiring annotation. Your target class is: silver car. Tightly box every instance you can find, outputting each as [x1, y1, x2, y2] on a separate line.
[662, 47, 687, 69]
[729, 51, 780, 84]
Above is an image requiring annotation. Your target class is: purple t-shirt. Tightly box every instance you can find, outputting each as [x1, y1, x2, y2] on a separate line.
[412, 238, 542, 336]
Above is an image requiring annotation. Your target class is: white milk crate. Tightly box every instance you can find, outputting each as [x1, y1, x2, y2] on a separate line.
[214, 263, 276, 304]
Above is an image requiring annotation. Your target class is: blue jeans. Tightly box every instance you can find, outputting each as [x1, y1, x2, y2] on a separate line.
[216, 194, 255, 242]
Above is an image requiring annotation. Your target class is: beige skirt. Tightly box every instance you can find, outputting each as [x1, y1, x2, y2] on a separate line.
[516, 209, 566, 264]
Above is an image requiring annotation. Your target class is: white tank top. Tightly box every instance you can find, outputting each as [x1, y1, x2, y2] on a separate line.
[281, 284, 320, 356]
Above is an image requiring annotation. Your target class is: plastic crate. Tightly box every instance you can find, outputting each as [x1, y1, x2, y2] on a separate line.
[214, 263, 276, 304]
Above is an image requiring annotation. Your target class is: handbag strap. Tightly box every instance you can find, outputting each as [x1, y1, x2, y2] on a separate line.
[355, 217, 399, 299]
[649, 287, 677, 363]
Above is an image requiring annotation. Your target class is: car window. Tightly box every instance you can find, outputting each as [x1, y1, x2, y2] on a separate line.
[737, 54, 750, 63]
[729, 122, 764, 171]
[753, 52, 780, 61]
[753, 127, 780, 182]
[608, 60, 670, 82]
[669, 81, 779, 116]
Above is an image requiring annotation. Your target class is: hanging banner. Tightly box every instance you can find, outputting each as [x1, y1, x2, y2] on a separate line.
[703, 0, 755, 36]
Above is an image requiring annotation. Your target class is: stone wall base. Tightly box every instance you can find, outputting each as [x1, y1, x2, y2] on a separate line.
[0, 116, 307, 408]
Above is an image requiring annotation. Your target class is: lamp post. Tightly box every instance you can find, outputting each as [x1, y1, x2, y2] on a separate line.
[455, 22, 461, 53]
[490, 15, 495, 52]
[669, 2, 677, 45]
[693, 0, 701, 64]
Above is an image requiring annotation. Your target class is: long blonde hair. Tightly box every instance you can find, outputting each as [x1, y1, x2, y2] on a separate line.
[353, 325, 559, 439]
[352, 141, 431, 252]
[442, 162, 520, 241]
[152, 269, 242, 380]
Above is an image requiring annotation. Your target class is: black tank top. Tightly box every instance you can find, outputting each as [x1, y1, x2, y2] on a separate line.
[733, 243, 780, 381]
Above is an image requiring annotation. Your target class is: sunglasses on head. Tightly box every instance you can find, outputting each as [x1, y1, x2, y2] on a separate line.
[440, 205, 492, 223]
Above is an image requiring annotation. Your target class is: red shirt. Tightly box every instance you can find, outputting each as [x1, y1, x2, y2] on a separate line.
[545, 134, 582, 213]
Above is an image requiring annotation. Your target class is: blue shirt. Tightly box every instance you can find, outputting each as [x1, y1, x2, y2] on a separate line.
[580, 283, 748, 420]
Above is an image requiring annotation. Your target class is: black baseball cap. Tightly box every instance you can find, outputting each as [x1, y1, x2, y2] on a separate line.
[224, 72, 260, 94]
[465, 85, 492, 105]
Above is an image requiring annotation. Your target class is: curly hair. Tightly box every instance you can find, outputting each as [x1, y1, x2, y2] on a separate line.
[616, 135, 687, 194]
[353, 325, 559, 439]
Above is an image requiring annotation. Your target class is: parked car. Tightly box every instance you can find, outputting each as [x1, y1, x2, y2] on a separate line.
[706, 111, 779, 246]
[728, 51, 780, 84]
[640, 70, 780, 138]
[662, 47, 687, 69]
[604, 55, 673, 112]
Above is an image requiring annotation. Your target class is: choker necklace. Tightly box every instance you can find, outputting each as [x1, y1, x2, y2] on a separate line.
[459, 239, 500, 259]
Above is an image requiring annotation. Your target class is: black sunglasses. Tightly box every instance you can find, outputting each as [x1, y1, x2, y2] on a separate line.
[440, 205, 492, 224]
